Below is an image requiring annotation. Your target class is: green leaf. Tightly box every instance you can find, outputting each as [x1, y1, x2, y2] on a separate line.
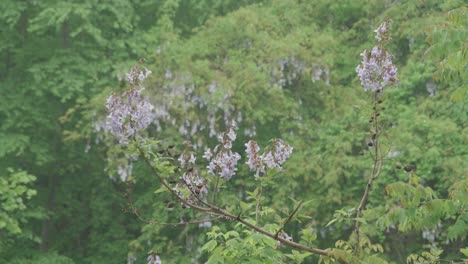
[202, 240, 218, 252]
[154, 186, 168, 194]
[460, 248, 468, 257]
[355, 218, 367, 224]
[326, 219, 337, 227]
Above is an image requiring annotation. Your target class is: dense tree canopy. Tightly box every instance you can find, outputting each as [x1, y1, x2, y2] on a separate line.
[1, 1, 466, 263]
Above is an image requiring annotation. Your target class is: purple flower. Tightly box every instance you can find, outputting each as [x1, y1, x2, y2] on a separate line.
[106, 88, 154, 144]
[207, 151, 241, 180]
[178, 153, 196, 168]
[173, 141, 209, 205]
[147, 254, 161, 264]
[205, 122, 241, 180]
[127, 66, 151, 85]
[106, 66, 154, 144]
[245, 140, 265, 176]
[374, 20, 389, 42]
[245, 139, 293, 178]
[356, 20, 397, 92]
[202, 148, 213, 160]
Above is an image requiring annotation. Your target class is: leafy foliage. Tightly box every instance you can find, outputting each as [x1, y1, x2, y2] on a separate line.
[1, 0, 466, 263]
[0, 168, 37, 234]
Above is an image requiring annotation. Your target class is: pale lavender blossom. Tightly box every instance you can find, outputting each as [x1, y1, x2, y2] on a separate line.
[374, 21, 388, 42]
[107, 66, 154, 143]
[176, 168, 209, 204]
[356, 20, 397, 92]
[262, 151, 277, 169]
[106, 88, 154, 144]
[202, 148, 213, 160]
[227, 126, 237, 141]
[205, 122, 241, 180]
[207, 151, 241, 180]
[245, 140, 265, 176]
[270, 139, 294, 166]
[245, 139, 293, 178]
[174, 142, 209, 205]
[179, 150, 196, 168]
[126, 66, 151, 85]
[117, 163, 133, 181]
[147, 254, 161, 264]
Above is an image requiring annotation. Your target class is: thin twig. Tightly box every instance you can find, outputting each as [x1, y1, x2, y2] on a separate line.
[180, 175, 214, 209]
[135, 142, 212, 213]
[275, 200, 303, 238]
[355, 95, 385, 250]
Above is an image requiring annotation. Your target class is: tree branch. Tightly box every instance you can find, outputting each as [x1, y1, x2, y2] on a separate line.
[135, 140, 331, 258]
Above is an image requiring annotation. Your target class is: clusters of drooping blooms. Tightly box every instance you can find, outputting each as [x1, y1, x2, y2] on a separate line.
[147, 254, 161, 264]
[245, 139, 293, 178]
[272, 57, 330, 87]
[106, 88, 154, 144]
[99, 53, 319, 151]
[356, 19, 398, 92]
[245, 140, 264, 175]
[106, 66, 154, 144]
[174, 141, 208, 205]
[204, 122, 241, 180]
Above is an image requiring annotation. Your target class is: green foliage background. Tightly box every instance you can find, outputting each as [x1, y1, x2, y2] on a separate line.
[0, 0, 466, 263]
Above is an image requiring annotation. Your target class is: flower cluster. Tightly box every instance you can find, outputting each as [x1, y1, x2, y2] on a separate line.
[147, 254, 161, 264]
[245, 139, 293, 178]
[126, 66, 152, 86]
[356, 20, 398, 92]
[204, 122, 241, 180]
[374, 19, 390, 42]
[106, 66, 154, 144]
[175, 141, 208, 205]
[178, 142, 196, 169]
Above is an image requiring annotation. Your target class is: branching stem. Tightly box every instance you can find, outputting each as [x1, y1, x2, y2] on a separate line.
[134, 140, 333, 258]
[355, 93, 384, 250]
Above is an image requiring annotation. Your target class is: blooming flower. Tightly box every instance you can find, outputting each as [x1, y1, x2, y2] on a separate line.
[245, 140, 265, 176]
[179, 151, 196, 168]
[356, 20, 398, 92]
[106, 66, 154, 144]
[147, 254, 161, 264]
[174, 141, 209, 205]
[202, 148, 213, 160]
[205, 122, 241, 180]
[106, 88, 154, 144]
[126, 66, 151, 85]
[270, 139, 294, 167]
[245, 139, 293, 178]
[374, 20, 389, 42]
[175, 169, 209, 204]
[207, 151, 241, 180]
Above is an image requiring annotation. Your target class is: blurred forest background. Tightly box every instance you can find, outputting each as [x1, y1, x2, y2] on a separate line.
[0, 0, 466, 263]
